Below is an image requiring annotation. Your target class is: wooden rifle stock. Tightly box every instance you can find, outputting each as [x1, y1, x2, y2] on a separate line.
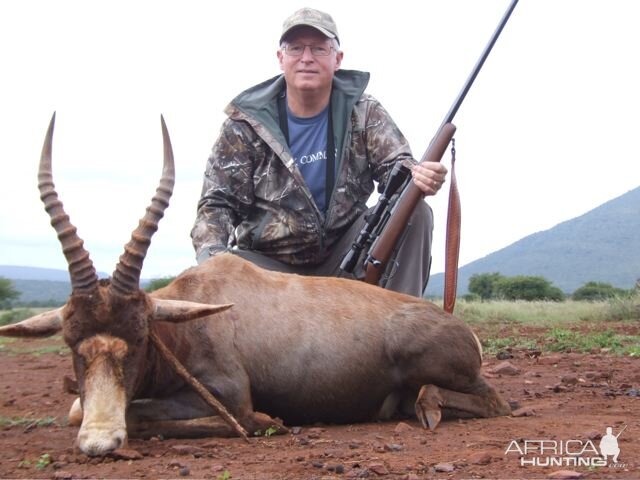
[364, 122, 456, 285]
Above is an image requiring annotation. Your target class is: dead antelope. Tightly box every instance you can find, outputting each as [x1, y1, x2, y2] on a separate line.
[0, 114, 511, 457]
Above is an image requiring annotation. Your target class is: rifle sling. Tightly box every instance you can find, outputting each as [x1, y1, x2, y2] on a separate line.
[443, 141, 461, 314]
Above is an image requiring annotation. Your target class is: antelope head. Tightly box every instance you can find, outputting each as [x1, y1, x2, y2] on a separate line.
[0, 114, 231, 456]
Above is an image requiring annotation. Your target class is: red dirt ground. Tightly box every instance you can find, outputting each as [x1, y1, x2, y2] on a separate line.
[1, 336, 638, 479]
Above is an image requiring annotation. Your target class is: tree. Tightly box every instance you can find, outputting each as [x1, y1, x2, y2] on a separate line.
[468, 272, 504, 301]
[0, 277, 20, 309]
[495, 275, 564, 301]
[572, 281, 627, 301]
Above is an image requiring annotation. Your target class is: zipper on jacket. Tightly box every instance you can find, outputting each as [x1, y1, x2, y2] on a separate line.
[323, 128, 351, 229]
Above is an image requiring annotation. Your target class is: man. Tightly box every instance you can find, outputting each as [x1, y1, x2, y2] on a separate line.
[191, 7, 447, 297]
[599, 426, 621, 464]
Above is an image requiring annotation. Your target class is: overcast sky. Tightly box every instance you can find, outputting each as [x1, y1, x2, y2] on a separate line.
[1, 0, 638, 280]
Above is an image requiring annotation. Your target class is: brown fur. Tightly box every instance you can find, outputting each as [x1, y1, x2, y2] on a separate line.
[143, 254, 511, 427]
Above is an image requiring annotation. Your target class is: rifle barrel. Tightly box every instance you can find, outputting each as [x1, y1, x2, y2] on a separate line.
[443, 0, 519, 126]
[615, 425, 627, 438]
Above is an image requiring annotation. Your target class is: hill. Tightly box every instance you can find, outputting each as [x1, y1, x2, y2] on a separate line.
[9, 279, 71, 306]
[0, 266, 140, 306]
[426, 186, 640, 296]
[0, 265, 74, 282]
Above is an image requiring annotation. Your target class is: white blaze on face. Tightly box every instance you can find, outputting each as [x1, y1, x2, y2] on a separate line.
[75, 334, 129, 456]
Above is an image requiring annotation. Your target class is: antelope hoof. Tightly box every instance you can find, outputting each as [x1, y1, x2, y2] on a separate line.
[415, 385, 443, 431]
[420, 409, 442, 431]
[246, 412, 289, 436]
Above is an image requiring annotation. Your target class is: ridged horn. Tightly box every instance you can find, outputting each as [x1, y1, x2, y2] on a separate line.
[110, 115, 175, 295]
[38, 112, 99, 294]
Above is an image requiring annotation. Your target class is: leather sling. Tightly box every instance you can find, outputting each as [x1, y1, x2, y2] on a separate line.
[443, 139, 461, 314]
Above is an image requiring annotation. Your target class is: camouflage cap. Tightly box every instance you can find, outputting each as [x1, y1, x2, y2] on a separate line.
[280, 7, 340, 45]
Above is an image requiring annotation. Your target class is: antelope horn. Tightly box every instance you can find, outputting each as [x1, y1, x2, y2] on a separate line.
[110, 116, 175, 295]
[38, 112, 98, 294]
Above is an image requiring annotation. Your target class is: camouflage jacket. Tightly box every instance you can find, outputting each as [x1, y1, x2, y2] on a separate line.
[191, 69, 416, 265]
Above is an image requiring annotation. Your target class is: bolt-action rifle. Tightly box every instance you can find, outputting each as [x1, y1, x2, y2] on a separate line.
[340, 0, 519, 306]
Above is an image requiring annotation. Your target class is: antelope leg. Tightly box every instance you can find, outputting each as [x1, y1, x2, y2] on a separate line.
[416, 381, 511, 430]
[128, 416, 237, 439]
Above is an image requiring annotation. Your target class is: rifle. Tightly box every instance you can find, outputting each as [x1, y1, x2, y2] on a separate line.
[340, 0, 519, 307]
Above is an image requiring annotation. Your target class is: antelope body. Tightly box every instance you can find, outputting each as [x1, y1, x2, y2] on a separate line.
[0, 115, 511, 457]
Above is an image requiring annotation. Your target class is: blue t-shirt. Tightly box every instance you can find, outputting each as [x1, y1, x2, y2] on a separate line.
[288, 106, 329, 212]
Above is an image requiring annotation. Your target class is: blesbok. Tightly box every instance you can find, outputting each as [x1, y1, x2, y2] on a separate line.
[0, 114, 511, 457]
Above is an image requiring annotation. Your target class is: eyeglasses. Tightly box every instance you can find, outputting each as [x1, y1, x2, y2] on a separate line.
[282, 44, 335, 57]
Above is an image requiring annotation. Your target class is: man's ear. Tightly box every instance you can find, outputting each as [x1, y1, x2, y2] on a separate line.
[277, 48, 285, 71]
[335, 50, 344, 71]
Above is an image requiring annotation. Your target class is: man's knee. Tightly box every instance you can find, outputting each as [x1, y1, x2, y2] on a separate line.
[409, 201, 433, 231]
[404, 201, 433, 250]
[231, 248, 299, 274]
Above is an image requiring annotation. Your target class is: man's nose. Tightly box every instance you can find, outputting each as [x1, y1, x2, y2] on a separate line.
[300, 46, 315, 61]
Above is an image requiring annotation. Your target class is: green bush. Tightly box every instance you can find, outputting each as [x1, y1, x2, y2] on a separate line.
[495, 276, 564, 302]
[468, 273, 504, 301]
[572, 281, 628, 301]
[0, 277, 20, 309]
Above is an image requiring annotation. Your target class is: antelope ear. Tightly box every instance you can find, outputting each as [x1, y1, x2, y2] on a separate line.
[151, 299, 233, 324]
[0, 307, 64, 337]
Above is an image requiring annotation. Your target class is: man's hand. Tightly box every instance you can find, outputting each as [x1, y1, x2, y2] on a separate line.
[411, 161, 448, 196]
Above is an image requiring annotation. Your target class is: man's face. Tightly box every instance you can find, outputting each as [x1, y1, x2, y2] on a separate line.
[277, 27, 343, 95]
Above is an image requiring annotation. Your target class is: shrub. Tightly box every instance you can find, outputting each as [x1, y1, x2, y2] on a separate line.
[495, 276, 564, 302]
[468, 273, 504, 301]
[572, 281, 628, 301]
[0, 277, 20, 309]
